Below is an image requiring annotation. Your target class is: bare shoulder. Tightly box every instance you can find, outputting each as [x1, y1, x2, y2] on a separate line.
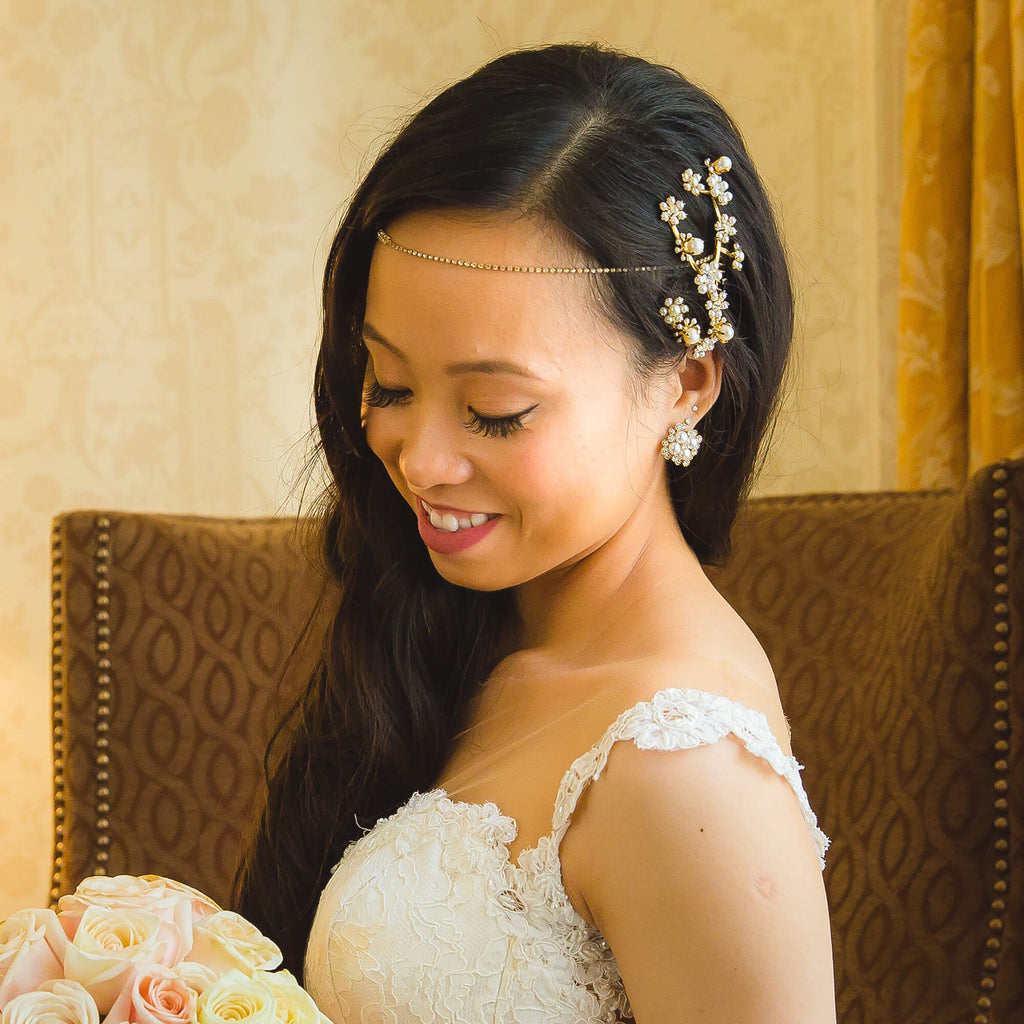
[562, 725, 835, 1023]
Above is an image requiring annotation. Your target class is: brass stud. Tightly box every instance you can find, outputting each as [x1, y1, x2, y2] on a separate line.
[993, 641, 1008, 654]
[994, 720, 1008, 733]
[994, 879, 1008, 894]
[994, 621, 1009, 635]
[96, 770, 109, 782]
[993, 526, 1007, 540]
[994, 860, 1008, 874]
[984, 957, 999, 972]
[995, 739, 1009, 753]
[992, 467, 1008, 482]
[991, 899, 1006, 913]
[980, 978, 996, 992]
[994, 583, 1008, 597]
[993, 547, 1008, 561]
[97, 786, 110, 799]
[97, 835, 110, 847]
[977, 995, 992, 1010]
[995, 817, 1009, 830]
[993, 487, 1008, 501]
[994, 779, 1008, 793]
[995, 838, 1009, 852]
[987, 937, 1001, 951]
[988, 918, 1004, 932]
[994, 602, 1008, 615]
[993, 507, 1008, 521]
[995, 680, 1009, 693]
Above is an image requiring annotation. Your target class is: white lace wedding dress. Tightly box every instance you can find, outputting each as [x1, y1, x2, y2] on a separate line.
[304, 687, 829, 1024]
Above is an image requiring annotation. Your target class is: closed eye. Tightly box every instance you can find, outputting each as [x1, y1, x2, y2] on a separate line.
[465, 405, 537, 439]
[363, 379, 410, 407]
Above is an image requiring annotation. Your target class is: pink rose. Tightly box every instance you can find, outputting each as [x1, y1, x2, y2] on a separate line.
[0, 908, 67, 1011]
[102, 964, 194, 1024]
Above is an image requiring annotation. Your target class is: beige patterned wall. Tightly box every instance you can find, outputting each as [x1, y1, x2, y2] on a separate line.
[0, 0, 906, 915]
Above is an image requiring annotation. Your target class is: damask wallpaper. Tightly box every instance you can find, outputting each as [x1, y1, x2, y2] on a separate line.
[0, 0, 906, 914]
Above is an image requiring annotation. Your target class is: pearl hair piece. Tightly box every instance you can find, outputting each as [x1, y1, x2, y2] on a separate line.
[658, 156, 745, 358]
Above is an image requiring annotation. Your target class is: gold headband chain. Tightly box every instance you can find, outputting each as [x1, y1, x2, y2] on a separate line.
[375, 229, 673, 274]
[375, 156, 743, 356]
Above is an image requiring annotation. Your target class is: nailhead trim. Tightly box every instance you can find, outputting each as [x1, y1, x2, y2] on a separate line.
[975, 463, 1014, 1016]
[49, 520, 65, 907]
[93, 516, 113, 874]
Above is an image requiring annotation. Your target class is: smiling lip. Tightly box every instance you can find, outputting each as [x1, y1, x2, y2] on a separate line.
[415, 498, 501, 555]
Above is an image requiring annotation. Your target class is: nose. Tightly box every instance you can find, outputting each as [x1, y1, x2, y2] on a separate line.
[397, 412, 473, 491]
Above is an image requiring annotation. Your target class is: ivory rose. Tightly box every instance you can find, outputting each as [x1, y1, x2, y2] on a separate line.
[195, 970, 276, 1024]
[0, 908, 67, 1010]
[0, 977, 99, 1024]
[171, 960, 218, 998]
[63, 906, 185, 1014]
[258, 969, 331, 1024]
[102, 964, 194, 1024]
[187, 913, 281, 976]
[59, 876, 211, 956]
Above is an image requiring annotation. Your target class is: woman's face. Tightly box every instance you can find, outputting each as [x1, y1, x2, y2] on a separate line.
[361, 209, 696, 593]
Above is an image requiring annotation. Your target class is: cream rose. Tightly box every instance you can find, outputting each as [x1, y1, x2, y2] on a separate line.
[102, 964, 195, 1024]
[187, 913, 281, 976]
[63, 906, 185, 1014]
[257, 969, 331, 1024]
[0, 978, 99, 1024]
[0, 908, 67, 1010]
[59, 876, 204, 956]
[171, 960, 218, 998]
[195, 969, 276, 1024]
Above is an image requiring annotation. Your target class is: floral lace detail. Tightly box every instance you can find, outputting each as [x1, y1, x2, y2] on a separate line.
[304, 688, 828, 1024]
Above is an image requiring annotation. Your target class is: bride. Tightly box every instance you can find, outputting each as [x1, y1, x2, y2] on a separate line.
[236, 42, 836, 1024]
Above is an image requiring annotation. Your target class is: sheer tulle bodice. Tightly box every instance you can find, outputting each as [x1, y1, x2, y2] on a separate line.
[304, 688, 828, 1024]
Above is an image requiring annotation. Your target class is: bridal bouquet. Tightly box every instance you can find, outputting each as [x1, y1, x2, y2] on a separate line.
[0, 874, 329, 1023]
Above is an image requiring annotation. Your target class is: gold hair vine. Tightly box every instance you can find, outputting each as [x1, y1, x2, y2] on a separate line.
[659, 156, 744, 358]
[375, 228, 675, 275]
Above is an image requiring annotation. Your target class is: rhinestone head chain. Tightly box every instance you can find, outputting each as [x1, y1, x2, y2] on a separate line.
[375, 155, 743, 357]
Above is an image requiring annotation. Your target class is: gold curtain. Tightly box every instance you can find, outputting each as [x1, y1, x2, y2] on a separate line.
[898, 0, 1024, 488]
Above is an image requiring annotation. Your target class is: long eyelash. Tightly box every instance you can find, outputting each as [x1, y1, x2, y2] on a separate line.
[466, 406, 536, 439]
[363, 380, 407, 407]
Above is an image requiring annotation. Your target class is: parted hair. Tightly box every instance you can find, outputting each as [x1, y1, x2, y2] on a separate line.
[233, 41, 794, 975]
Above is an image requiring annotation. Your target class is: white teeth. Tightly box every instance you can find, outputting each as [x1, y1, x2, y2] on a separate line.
[422, 501, 493, 533]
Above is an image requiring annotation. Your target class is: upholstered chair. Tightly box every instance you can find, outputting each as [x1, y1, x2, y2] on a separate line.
[50, 460, 1021, 1024]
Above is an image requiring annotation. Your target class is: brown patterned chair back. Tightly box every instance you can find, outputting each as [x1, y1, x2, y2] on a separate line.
[51, 460, 1021, 1024]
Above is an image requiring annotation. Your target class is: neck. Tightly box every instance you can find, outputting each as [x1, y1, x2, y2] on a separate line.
[510, 497, 704, 664]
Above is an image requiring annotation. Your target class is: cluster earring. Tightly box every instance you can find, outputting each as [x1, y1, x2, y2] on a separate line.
[661, 406, 702, 467]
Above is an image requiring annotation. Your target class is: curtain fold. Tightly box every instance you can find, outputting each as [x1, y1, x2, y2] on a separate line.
[897, 0, 1024, 488]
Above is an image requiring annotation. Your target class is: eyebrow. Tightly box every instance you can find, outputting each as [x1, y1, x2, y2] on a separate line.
[362, 321, 543, 381]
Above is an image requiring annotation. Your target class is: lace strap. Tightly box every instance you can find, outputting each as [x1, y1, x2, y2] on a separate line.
[549, 687, 829, 867]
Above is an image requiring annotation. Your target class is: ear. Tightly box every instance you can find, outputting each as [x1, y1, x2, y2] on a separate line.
[669, 348, 723, 426]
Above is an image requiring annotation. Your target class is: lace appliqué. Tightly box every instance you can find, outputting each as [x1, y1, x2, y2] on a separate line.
[304, 687, 829, 1024]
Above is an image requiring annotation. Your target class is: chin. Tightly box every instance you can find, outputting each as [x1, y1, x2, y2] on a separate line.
[427, 554, 516, 592]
